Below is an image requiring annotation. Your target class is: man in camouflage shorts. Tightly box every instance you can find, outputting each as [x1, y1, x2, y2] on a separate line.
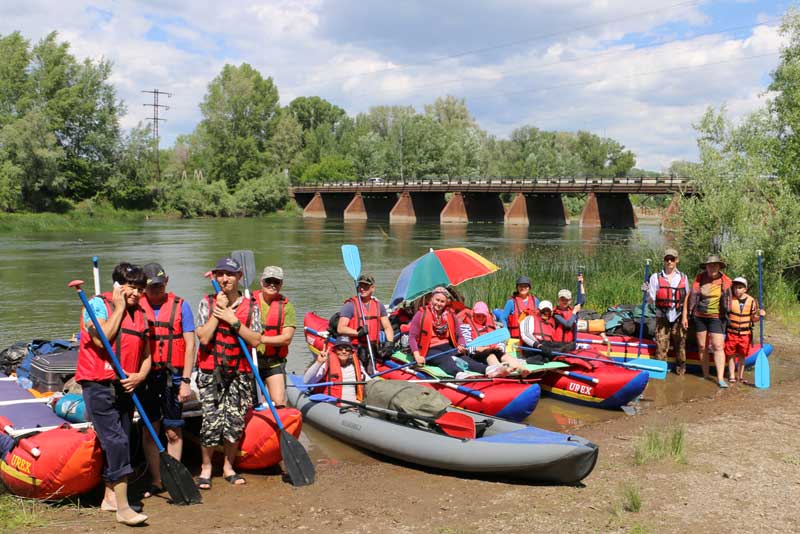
[645, 248, 690, 375]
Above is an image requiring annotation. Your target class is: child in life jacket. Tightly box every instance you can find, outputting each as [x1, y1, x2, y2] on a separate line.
[552, 274, 585, 343]
[458, 301, 527, 377]
[724, 277, 765, 384]
[304, 335, 369, 402]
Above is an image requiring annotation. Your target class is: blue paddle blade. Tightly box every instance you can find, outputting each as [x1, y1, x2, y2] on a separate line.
[309, 393, 338, 403]
[611, 357, 668, 380]
[755, 350, 770, 389]
[467, 326, 510, 349]
[341, 245, 361, 281]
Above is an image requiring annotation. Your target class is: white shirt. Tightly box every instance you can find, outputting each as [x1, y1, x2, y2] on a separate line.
[303, 360, 368, 403]
[648, 270, 688, 323]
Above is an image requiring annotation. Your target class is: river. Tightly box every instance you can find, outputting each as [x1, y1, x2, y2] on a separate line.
[0, 215, 677, 430]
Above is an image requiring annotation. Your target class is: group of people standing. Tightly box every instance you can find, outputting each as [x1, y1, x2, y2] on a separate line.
[76, 257, 296, 526]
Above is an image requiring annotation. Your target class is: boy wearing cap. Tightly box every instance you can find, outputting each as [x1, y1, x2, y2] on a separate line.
[195, 257, 262, 488]
[253, 266, 296, 406]
[138, 263, 196, 499]
[552, 274, 585, 343]
[336, 273, 394, 372]
[644, 249, 690, 374]
[503, 276, 539, 339]
[724, 277, 765, 383]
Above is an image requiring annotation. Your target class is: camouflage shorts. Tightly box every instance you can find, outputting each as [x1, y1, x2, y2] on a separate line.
[197, 371, 254, 447]
[655, 316, 687, 363]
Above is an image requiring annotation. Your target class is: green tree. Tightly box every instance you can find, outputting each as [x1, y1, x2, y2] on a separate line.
[0, 32, 31, 127]
[300, 155, 355, 183]
[288, 96, 345, 132]
[106, 124, 155, 209]
[198, 63, 280, 188]
[424, 95, 476, 130]
[268, 111, 303, 172]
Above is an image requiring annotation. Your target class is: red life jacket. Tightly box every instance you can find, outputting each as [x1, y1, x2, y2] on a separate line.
[75, 293, 147, 382]
[417, 306, 458, 357]
[255, 290, 289, 359]
[552, 307, 574, 343]
[523, 312, 556, 343]
[139, 292, 187, 370]
[346, 296, 381, 343]
[197, 294, 255, 374]
[655, 272, 688, 310]
[507, 294, 537, 338]
[314, 345, 364, 401]
[460, 309, 496, 340]
[727, 295, 756, 334]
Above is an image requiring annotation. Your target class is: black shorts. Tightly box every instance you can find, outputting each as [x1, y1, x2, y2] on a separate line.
[257, 356, 286, 381]
[139, 367, 184, 428]
[693, 316, 724, 335]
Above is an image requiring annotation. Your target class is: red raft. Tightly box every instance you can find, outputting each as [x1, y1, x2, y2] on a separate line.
[303, 312, 541, 422]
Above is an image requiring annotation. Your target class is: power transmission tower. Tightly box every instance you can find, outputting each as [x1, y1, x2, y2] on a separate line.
[142, 89, 172, 181]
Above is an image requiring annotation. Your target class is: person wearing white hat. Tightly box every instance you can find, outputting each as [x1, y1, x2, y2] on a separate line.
[553, 273, 585, 343]
[519, 300, 557, 348]
[724, 277, 765, 383]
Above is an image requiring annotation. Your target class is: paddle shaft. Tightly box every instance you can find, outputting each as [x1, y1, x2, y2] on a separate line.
[232, 250, 262, 403]
[758, 250, 764, 345]
[636, 259, 651, 359]
[92, 256, 100, 295]
[72, 285, 166, 453]
[341, 245, 378, 372]
[516, 344, 665, 373]
[292, 377, 499, 388]
[383, 360, 486, 398]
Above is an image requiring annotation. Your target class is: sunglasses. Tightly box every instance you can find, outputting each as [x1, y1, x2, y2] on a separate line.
[358, 283, 372, 289]
[334, 345, 353, 352]
[262, 278, 282, 286]
[664, 256, 677, 262]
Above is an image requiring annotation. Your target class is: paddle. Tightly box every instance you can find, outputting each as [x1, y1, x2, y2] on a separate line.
[382, 361, 486, 398]
[307, 393, 476, 439]
[577, 338, 655, 349]
[341, 244, 377, 372]
[755, 250, 769, 389]
[92, 256, 100, 295]
[289, 377, 500, 388]
[231, 250, 263, 403]
[636, 259, 651, 360]
[209, 279, 315, 486]
[551, 369, 599, 385]
[515, 344, 667, 379]
[573, 267, 583, 341]
[69, 280, 202, 506]
[0, 397, 55, 407]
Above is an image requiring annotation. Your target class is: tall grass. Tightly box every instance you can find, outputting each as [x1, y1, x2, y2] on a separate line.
[634, 423, 687, 465]
[0, 493, 48, 530]
[622, 483, 642, 513]
[0, 206, 147, 233]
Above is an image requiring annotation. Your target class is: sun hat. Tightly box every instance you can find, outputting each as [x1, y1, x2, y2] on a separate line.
[260, 266, 284, 281]
[732, 276, 748, 288]
[473, 301, 490, 316]
[700, 254, 727, 269]
[557, 289, 572, 300]
[516, 276, 532, 286]
[212, 257, 242, 273]
[143, 263, 167, 285]
[538, 300, 553, 311]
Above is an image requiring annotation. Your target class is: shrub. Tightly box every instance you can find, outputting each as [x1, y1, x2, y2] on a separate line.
[231, 172, 289, 216]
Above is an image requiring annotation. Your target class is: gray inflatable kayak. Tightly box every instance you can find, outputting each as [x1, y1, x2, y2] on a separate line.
[288, 374, 598, 484]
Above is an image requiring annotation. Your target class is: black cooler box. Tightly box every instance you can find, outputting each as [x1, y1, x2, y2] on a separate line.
[30, 348, 79, 392]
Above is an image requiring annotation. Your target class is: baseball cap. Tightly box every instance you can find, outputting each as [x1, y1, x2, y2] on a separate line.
[732, 276, 748, 288]
[212, 257, 242, 273]
[142, 263, 167, 285]
[663, 248, 679, 259]
[261, 266, 284, 281]
[516, 275, 532, 286]
[538, 300, 553, 311]
[357, 274, 375, 285]
[332, 335, 354, 349]
[557, 289, 572, 300]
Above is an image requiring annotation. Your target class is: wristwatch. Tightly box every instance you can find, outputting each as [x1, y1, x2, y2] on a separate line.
[231, 320, 242, 332]
[180, 377, 191, 384]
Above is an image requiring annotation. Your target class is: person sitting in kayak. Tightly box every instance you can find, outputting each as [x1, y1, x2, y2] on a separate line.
[409, 287, 488, 377]
[304, 335, 369, 402]
[458, 301, 526, 376]
[519, 300, 559, 362]
[552, 276, 585, 343]
[724, 277, 765, 384]
[502, 276, 539, 339]
[336, 273, 395, 372]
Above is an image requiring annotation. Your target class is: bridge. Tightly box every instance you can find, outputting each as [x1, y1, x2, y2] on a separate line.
[290, 176, 692, 228]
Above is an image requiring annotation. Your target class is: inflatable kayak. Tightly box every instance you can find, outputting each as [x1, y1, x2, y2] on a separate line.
[304, 312, 542, 422]
[288, 374, 598, 484]
[575, 333, 774, 372]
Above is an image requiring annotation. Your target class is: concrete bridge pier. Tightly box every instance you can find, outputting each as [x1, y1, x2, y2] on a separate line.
[302, 192, 353, 219]
[580, 193, 638, 228]
[343, 192, 397, 221]
[390, 192, 447, 224]
[441, 192, 505, 224]
[504, 193, 569, 226]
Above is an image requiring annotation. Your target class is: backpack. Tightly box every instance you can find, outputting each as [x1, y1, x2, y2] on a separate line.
[365, 380, 451, 420]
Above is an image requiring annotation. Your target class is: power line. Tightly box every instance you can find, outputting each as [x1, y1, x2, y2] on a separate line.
[142, 89, 172, 181]
[294, 0, 703, 90]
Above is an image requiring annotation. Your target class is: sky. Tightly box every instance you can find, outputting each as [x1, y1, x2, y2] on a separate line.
[0, 0, 790, 170]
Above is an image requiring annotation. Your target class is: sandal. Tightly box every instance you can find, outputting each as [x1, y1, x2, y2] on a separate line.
[142, 484, 165, 499]
[224, 473, 246, 485]
[728, 377, 737, 383]
[196, 477, 212, 490]
[718, 380, 729, 389]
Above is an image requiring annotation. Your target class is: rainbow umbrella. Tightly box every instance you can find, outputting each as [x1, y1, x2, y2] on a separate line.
[390, 248, 500, 308]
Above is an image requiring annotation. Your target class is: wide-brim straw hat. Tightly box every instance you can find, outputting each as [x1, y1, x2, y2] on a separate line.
[700, 254, 727, 269]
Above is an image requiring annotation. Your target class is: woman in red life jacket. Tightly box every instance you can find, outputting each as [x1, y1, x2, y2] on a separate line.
[459, 302, 526, 376]
[254, 266, 296, 407]
[304, 336, 367, 402]
[138, 263, 196, 500]
[688, 254, 733, 388]
[502, 276, 539, 339]
[409, 287, 488, 377]
[195, 257, 263, 489]
[552, 274, 585, 343]
[519, 300, 557, 348]
[336, 273, 395, 372]
[724, 277, 765, 384]
[76, 263, 150, 526]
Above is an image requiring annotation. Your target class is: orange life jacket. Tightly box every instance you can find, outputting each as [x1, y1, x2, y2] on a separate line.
[75, 293, 147, 382]
[727, 295, 757, 334]
[255, 290, 289, 359]
[139, 292, 187, 370]
[460, 309, 496, 340]
[417, 306, 458, 357]
[346, 297, 381, 343]
[552, 307, 574, 343]
[523, 312, 556, 343]
[507, 294, 537, 338]
[655, 272, 688, 310]
[315, 345, 364, 401]
[197, 294, 255, 374]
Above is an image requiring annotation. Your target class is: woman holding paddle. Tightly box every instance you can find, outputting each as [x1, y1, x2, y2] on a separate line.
[409, 287, 488, 377]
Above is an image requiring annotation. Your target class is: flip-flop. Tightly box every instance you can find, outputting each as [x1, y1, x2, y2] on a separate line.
[142, 484, 165, 499]
[224, 473, 246, 485]
[196, 477, 212, 490]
